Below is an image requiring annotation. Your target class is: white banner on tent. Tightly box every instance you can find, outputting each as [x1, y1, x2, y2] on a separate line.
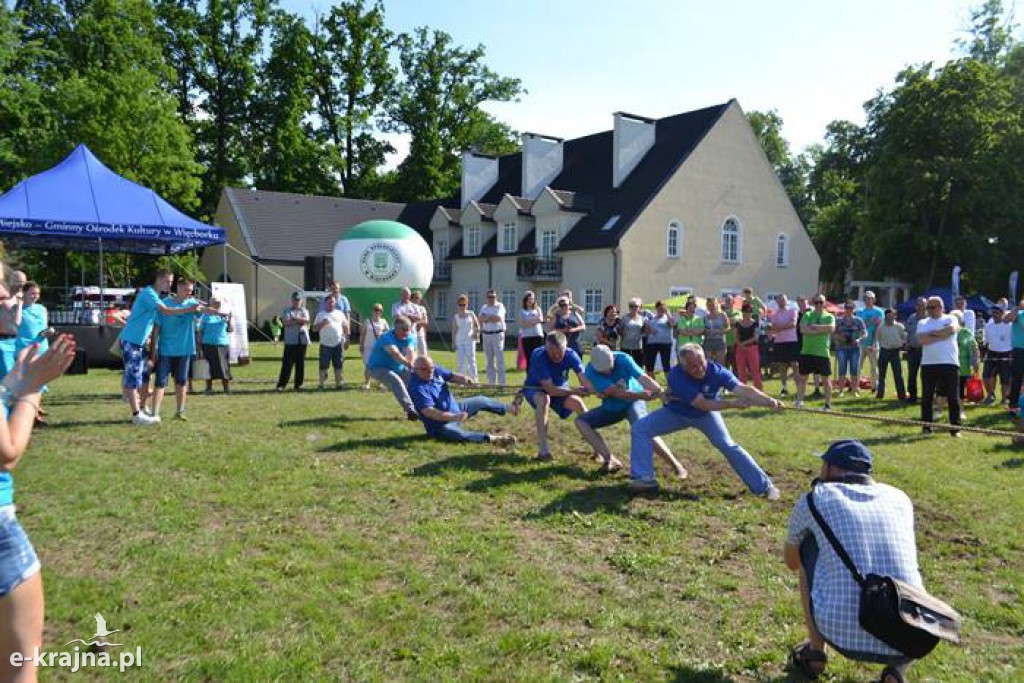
[211, 282, 250, 363]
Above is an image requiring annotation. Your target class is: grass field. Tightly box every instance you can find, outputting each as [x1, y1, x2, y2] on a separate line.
[17, 342, 1024, 681]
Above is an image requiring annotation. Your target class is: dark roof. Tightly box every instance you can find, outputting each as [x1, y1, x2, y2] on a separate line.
[439, 206, 462, 224]
[447, 228, 536, 261]
[478, 153, 522, 205]
[508, 196, 534, 215]
[223, 188, 447, 261]
[467, 201, 496, 222]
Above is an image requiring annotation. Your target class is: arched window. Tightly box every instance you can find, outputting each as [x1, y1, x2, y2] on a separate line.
[667, 221, 681, 258]
[776, 233, 789, 267]
[721, 217, 742, 263]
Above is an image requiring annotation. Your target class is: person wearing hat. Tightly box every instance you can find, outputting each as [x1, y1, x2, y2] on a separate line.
[783, 440, 923, 683]
[575, 345, 687, 477]
[627, 343, 782, 496]
[276, 291, 310, 391]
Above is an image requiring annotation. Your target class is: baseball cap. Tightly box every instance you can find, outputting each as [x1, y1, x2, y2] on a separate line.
[291, 290, 303, 300]
[590, 344, 614, 373]
[818, 439, 873, 474]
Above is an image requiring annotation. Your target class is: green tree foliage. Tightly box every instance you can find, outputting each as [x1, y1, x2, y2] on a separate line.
[747, 109, 811, 224]
[388, 27, 523, 201]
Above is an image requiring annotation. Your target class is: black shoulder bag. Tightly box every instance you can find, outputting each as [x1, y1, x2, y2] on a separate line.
[806, 486, 962, 659]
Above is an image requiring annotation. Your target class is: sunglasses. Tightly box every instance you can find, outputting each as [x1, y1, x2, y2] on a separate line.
[629, 304, 639, 308]
[814, 301, 825, 305]
[926, 304, 939, 310]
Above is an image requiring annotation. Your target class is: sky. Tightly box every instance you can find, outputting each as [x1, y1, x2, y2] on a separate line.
[283, 0, 985, 161]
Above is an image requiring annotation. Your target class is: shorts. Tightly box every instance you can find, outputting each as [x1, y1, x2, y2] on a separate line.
[772, 341, 800, 364]
[319, 343, 344, 371]
[524, 388, 576, 419]
[983, 351, 1011, 382]
[0, 506, 40, 598]
[577, 401, 647, 429]
[799, 354, 831, 377]
[155, 355, 191, 388]
[121, 340, 151, 389]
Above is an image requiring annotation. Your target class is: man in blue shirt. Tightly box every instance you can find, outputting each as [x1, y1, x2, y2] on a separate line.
[366, 315, 419, 420]
[120, 269, 202, 426]
[856, 291, 884, 392]
[517, 331, 591, 461]
[575, 345, 688, 477]
[408, 356, 517, 445]
[628, 342, 783, 496]
[151, 277, 203, 421]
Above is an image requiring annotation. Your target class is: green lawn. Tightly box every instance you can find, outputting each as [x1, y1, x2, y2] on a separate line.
[18, 343, 1024, 681]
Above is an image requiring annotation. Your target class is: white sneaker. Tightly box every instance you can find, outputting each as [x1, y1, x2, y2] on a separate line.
[150, 414, 162, 424]
[794, 400, 805, 408]
[132, 413, 158, 426]
[765, 485, 782, 501]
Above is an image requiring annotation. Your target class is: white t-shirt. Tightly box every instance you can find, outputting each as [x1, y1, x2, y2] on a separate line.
[519, 308, 544, 338]
[479, 303, 506, 333]
[984, 320, 1013, 353]
[315, 310, 347, 348]
[957, 308, 976, 333]
[917, 314, 959, 366]
[391, 301, 420, 322]
[454, 313, 476, 345]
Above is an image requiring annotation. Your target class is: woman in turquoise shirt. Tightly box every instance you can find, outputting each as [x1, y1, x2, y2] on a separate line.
[151, 278, 202, 421]
[0, 264, 77, 672]
[200, 297, 233, 395]
[15, 282, 50, 424]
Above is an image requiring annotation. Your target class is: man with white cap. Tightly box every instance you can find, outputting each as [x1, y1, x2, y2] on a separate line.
[784, 439, 923, 683]
[575, 345, 687, 477]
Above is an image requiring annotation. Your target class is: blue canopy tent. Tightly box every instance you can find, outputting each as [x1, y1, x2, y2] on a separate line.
[895, 287, 996, 325]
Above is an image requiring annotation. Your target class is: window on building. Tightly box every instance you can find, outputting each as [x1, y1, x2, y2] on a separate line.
[776, 233, 789, 267]
[583, 288, 603, 324]
[435, 290, 448, 320]
[539, 289, 557, 313]
[500, 222, 518, 254]
[501, 290, 516, 320]
[669, 286, 693, 298]
[436, 239, 448, 263]
[464, 226, 481, 256]
[721, 217, 741, 263]
[467, 290, 480, 313]
[540, 229, 558, 259]
[667, 222, 681, 258]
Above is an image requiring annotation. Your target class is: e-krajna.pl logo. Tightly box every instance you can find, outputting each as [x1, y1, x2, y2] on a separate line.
[10, 613, 142, 673]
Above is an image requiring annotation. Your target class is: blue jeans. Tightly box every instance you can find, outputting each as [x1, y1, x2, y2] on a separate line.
[319, 344, 344, 371]
[836, 347, 860, 377]
[629, 407, 772, 494]
[577, 401, 648, 429]
[430, 396, 506, 443]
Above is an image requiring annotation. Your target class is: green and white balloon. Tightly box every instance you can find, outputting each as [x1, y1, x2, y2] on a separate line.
[333, 220, 433, 321]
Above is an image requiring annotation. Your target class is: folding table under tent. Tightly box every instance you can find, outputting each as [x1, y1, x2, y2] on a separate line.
[0, 144, 227, 366]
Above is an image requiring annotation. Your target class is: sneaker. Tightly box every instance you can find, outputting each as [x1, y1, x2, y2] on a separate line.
[627, 478, 659, 493]
[204, 388, 213, 396]
[490, 433, 517, 447]
[150, 414, 161, 424]
[983, 395, 996, 406]
[406, 410, 419, 421]
[275, 386, 284, 393]
[933, 409, 943, 420]
[793, 400, 805, 408]
[950, 431, 962, 438]
[534, 452, 553, 462]
[822, 403, 832, 411]
[959, 412, 967, 421]
[764, 485, 781, 501]
[810, 390, 823, 400]
[131, 413, 158, 426]
[779, 387, 788, 397]
[362, 382, 371, 391]
[921, 426, 932, 435]
[175, 412, 188, 421]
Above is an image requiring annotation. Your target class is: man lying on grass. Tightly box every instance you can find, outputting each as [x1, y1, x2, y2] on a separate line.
[408, 355, 517, 446]
[627, 343, 782, 497]
[575, 344, 688, 478]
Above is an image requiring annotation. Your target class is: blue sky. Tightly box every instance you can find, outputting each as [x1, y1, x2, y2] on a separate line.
[284, 0, 982, 158]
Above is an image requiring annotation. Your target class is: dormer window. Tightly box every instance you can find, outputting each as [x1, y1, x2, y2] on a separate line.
[500, 221, 518, 253]
[464, 226, 481, 256]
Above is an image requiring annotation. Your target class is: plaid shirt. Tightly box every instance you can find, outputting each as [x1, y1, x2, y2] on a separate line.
[787, 480, 923, 657]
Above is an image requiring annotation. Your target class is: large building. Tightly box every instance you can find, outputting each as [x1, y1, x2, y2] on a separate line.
[204, 99, 820, 332]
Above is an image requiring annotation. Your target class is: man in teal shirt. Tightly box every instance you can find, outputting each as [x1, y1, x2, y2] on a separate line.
[1004, 300, 1024, 416]
[856, 291, 884, 392]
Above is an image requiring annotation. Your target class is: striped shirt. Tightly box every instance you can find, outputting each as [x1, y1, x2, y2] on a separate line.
[787, 480, 923, 657]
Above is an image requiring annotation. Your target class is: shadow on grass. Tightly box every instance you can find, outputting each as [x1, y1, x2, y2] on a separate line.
[996, 457, 1024, 469]
[44, 393, 123, 406]
[667, 665, 736, 682]
[41, 419, 130, 429]
[464, 463, 599, 492]
[409, 451, 525, 477]
[279, 414, 389, 428]
[319, 434, 423, 452]
[525, 483, 700, 519]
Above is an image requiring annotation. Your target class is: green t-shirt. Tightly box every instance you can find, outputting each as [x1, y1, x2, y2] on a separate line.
[957, 328, 978, 376]
[724, 309, 741, 346]
[675, 314, 705, 339]
[800, 310, 835, 358]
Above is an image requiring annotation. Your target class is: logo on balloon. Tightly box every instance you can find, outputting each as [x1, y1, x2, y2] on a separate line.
[359, 243, 402, 283]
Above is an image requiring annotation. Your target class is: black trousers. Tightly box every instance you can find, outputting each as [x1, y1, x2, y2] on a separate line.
[277, 344, 307, 389]
[921, 364, 961, 431]
[906, 347, 922, 400]
[877, 348, 906, 398]
[522, 336, 544, 373]
[1009, 348, 1024, 409]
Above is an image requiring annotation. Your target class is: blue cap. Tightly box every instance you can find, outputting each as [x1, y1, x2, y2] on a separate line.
[819, 439, 873, 474]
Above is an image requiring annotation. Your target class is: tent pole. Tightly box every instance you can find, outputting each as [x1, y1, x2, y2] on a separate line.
[98, 237, 104, 325]
[223, 242, 228, 282]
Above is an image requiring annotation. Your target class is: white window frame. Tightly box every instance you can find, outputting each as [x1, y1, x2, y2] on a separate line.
[582, 288, 603, 325]
[435, 290, 448, 320]
[464, 226, 481, 257]
[667, 221, 682, 259]
[776, 232, 789, 268]
[436, 238, 448, 263]
[500, 221, 518, 254]
[539, 229, 558, 259]
[721, 216, 742, 264]
[500, 290, 517, 321]
[539, 289, 558, 313]
[467, 290, 480, 313]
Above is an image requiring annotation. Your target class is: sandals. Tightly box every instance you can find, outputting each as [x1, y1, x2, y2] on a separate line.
[879, 665, 906, 683]
[788, 641, 827, 680]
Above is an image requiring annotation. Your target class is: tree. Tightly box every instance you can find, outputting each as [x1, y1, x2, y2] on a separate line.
[957, 0, 1017, 65]
[387, 27, 523, 200]
[310, 0, 395, 197]
[747, 109, 811, 224]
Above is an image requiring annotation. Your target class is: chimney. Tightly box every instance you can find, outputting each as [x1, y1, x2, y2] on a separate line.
[613, 112, 656, 189]
[521, 133, 564, 200]
[461, 151, 499, 209]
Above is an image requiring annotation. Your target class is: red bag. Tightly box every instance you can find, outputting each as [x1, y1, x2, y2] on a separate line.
[516, 331, 527, 371]
[859, 376, 874, 390]
[965, 375, 984, 403]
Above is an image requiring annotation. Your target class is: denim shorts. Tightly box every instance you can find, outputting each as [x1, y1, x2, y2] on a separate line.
[578, 401, 648, 429]
[0, 506, 40, 598]
[155, 355, 191, 388]
[524, 389, 575, 419]
[121, 340, 151, 389]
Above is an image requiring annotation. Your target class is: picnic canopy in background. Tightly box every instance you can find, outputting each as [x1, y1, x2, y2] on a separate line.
[0, 144, 224, 255]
